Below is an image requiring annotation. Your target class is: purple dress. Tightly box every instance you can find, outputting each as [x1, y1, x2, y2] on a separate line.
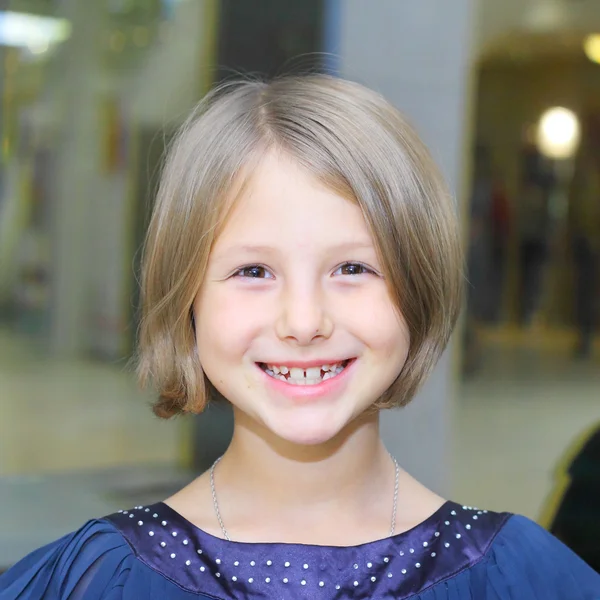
[1, 500, 599, 599]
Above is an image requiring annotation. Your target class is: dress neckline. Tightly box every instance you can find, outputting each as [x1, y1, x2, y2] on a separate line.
[158, 499, 452, 550]
[105, 500, 511, 599]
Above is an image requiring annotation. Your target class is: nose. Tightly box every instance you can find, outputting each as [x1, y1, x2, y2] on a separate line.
[275, 282, 334, 345]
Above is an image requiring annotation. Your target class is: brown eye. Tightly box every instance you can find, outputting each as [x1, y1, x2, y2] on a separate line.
[235, 266, 273, 279]
[334, 263, 371, 276]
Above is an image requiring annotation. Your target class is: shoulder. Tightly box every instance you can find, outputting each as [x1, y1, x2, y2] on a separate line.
[0, 518, 134, 599]
[481, 514, 600, 598]
[493, 513, 591, 558]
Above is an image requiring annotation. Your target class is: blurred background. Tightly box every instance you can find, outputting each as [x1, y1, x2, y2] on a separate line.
[0, 0, 598, 573]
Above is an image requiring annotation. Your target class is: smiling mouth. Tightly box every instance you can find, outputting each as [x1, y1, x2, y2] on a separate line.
[258, 359, 354, 386]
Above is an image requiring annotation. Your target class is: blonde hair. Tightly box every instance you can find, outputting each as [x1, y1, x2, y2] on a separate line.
[137, 74, 463, 418]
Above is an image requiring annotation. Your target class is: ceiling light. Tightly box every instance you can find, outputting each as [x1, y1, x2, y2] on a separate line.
[0, 11, 70, 49]
[536, 107, 580, 160]
[584, 34, 600, 64]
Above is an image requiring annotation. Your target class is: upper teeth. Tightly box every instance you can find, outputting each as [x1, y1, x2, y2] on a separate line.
[264, 362, 346, 385]
[269, 363, 340, 375]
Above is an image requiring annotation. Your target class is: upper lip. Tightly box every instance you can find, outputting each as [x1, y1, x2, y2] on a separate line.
[258, 358, 353, 369]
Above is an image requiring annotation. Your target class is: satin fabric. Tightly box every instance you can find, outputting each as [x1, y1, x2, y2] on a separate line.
[1, 501, 599, 599]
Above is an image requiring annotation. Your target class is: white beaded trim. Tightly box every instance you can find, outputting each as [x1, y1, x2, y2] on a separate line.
[115, 502, 490, 591]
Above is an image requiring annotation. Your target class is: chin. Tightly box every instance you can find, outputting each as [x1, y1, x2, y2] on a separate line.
[260, 409, 360, 447]
[274, 428, 340, 447]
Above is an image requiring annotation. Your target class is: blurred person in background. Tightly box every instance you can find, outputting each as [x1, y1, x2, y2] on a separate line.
[549, 423, 600, 574]
[489, 173, 511, 322]
[568, 123, 600, 359]
[464, 143, 494, 374]
[517, 143, 554, 327]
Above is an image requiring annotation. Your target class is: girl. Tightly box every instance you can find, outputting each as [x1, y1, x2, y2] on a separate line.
[1, 75, 598, 599]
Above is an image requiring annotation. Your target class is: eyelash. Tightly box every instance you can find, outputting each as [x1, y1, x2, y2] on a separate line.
[232, 265, 274, 279]
[231, 262, 378, 279]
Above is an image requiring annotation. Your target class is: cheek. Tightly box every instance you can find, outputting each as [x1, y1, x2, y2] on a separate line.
[342, 285, 409, 353]
[194, 288, 268, 362]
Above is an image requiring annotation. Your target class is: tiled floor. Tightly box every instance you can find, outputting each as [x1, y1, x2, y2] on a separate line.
[453, 326, 599, 521]
[0, 328, 189, 567]
[0, 326, 598, 568]
[0, 330, 183, 475]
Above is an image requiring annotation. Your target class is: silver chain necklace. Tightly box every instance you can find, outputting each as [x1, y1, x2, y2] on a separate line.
[210, 454, 400, 542]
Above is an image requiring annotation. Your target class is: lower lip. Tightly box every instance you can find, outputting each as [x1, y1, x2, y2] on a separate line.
[257, 360, 357, 402]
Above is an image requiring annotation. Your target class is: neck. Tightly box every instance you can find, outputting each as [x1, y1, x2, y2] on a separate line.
[213, 408, 396, 542]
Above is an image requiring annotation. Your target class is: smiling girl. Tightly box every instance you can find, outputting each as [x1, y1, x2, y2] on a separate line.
[1, 75, 598, 599]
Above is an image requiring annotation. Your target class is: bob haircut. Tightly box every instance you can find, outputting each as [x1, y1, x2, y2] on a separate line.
[137, 74, 463, 419]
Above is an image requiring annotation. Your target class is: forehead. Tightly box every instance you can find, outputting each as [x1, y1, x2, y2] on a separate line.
[212, 151, 375, 252]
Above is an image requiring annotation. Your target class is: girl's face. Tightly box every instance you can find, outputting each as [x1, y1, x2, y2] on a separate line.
[194, 152, 409, 446]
